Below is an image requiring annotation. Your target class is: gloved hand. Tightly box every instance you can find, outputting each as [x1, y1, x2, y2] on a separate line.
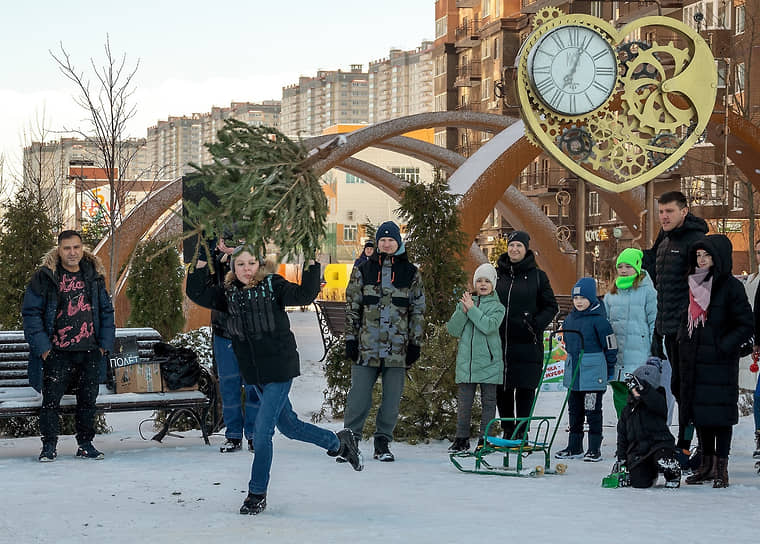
[405, 344, 421, 368]
[345, 340, 359, 362]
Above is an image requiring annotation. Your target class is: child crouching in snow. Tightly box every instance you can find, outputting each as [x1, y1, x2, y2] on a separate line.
[446, 263, 505, 453]
[615, 360, 681, 488]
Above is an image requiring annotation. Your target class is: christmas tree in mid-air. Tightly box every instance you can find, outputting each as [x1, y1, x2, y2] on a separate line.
[182, 119, 328, 267]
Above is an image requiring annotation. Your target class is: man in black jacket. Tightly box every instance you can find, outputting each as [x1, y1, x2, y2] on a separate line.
[22, 230, 115, 462]
[643, 191, 707, 459]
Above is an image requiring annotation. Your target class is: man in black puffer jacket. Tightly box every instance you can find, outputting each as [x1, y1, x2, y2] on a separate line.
[643, 191, 707, 457]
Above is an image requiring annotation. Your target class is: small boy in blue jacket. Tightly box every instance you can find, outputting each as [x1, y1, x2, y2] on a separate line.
[556, 277, 617, 462]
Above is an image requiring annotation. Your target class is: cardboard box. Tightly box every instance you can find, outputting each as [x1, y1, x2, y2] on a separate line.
[110, 337, 164, 393]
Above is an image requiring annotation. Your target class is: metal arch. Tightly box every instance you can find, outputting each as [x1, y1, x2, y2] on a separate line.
[311, 112, 519, 177]
[707, 111, 760, 192]
[374, 136, 464, 173]
[93, 178, 182, 289]
[336, 158, 407, 198]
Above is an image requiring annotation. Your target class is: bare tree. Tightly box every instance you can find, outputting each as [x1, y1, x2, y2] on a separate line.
[50, 35, 144, 294]
[19, 108, 72, 228]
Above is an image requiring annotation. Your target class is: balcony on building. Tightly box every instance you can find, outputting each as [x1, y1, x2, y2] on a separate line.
[455, 19, 480, 48]
[455, 101, 481, 112]
[518, 167, 570, 197]
[454, 60, 482, 87]
[456, 0, 478, 7]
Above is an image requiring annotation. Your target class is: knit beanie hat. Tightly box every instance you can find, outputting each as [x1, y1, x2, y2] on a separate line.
[364, 240, 374, 249]
[376, 221, 402, 249]
[572, 277, 598, 304]
[507, 230, 530, 251]
[473, 263, 497, 288]
[632, 363, 660, 388]
[231, 243, 261, 269]
[615, 247, 643, 290]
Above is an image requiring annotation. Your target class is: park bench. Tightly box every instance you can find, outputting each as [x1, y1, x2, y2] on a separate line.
[314, 300, 347, 361]
[0, 328, 220, 444]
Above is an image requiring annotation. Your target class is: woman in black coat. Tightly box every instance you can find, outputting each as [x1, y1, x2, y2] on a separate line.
[678, 234, 753, 488]
[494, 231, 558, 438]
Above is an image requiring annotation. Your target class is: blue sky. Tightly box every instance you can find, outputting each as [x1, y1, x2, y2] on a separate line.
[0, 0, 434, 178]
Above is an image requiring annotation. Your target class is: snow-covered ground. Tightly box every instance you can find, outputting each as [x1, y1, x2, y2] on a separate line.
[1, 310, 757, 543]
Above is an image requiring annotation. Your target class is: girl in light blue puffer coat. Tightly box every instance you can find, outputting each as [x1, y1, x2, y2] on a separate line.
[603, 248, 658, 417]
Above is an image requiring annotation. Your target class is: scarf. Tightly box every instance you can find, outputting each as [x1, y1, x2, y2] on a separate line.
[687, 266, 712, 337]
[615, 274, 636, 290]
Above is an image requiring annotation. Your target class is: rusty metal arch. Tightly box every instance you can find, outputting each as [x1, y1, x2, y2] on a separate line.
[310, 112, 516, 177]
[93, 178, 182, 289]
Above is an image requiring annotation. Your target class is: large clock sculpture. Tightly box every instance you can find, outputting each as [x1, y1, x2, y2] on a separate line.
[516, 8, 718, 193]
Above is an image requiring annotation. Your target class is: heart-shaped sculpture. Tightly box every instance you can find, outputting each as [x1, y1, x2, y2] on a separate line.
[516, 8, 717, 193]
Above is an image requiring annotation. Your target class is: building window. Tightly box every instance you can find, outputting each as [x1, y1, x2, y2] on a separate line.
[541, 204, 550, 216]
[591, 1, 602, 18]
[716, 59, 727, 88]
[493, 0, 500, 17]
[435, 16, 447, 39]
[391, 167, 420, 183]
[482, 78, 491, 101]
[588, 191, 600, 216]
[343, 224, 357, 242]
[609, 206, 617, 221]
[733, 182, 744, 209]
[493, 37, 499, 60]
[482, 0, 491, 18]
[492, 208, 499, 227]
[345, 174, 365, 184]
[735, 62, 746, 92]
[736, 4, 745, 33]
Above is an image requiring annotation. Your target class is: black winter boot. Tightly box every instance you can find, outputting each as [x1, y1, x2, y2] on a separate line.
[328, 429, 363, 471]
[373, 436, 395, 462]
[239, 493, 267, 515]
[753, 431, 760, 459]
[555, 433, 583, 459]
[685, 454, 715, 485]
[220, 438, 242, 453]
[713, 457, 729, 488]
[39, 440, 57, 462]
[448, 437, 470, 453]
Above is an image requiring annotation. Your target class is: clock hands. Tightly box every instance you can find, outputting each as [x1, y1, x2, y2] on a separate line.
[563, 48, 583, 89]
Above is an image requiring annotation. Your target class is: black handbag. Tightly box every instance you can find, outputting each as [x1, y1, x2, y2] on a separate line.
[153, 342, 201, 390]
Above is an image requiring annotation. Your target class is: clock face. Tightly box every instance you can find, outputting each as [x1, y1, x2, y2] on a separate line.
[527, 25, 618, 116]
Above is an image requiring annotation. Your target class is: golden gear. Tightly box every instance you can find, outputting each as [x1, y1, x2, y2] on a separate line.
[533, 7, 564, 29]
[619, 42, 694, 134]
[518, 18, 622, 125]
[586, 116, 653, 180]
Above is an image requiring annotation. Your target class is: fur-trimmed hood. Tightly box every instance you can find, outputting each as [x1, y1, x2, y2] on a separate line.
[223, 254, 279, 289]
[39, 246, 107, 279]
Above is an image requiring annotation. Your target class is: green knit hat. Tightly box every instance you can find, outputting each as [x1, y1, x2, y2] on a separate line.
[616, 247, 643, 275]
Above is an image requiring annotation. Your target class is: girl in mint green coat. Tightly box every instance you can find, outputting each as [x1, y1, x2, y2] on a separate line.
[446, 263, 506, 453]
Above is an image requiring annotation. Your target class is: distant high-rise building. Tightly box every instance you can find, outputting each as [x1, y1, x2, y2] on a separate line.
[146, 100, 281, 179]
[368, 41, 434, 123]
[281, 65, 369, 137]
[22, 137, 149, 229]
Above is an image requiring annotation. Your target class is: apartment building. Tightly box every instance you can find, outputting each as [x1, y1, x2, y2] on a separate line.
[368, 41, 435, 123]
[22, 137, 149, 229]
[281, 66, 369, 137]
[145, 101, 281, 179]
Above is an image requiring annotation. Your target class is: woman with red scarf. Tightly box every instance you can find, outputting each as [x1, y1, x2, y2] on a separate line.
[677, 234, 753, 488]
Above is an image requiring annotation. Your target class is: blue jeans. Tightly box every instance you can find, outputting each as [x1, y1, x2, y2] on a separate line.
[754, 377, 760, 430]
[214, 335, 258, 440]
[249, 380, 340, 494]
